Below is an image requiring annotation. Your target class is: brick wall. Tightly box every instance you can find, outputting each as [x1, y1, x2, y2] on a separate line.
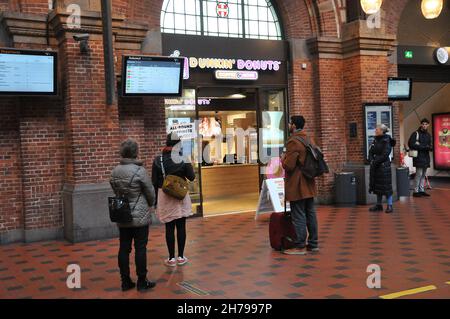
[18, 98, 65, 231]
[0, 0, 410, 241]
[0, 99, 23, 232]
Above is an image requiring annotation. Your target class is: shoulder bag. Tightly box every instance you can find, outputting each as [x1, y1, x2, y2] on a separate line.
[408, 132, 419, 158]
[108, 167, 141, 223]
[160, 156, 189, 200]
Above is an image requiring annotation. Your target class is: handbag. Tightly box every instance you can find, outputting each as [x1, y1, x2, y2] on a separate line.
[160, 155, 189, 200]
[108, 168, 141, 223]
[408, 132, 419, 158]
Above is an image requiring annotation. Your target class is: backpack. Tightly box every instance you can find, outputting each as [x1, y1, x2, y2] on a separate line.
[291, 136, 329, 179]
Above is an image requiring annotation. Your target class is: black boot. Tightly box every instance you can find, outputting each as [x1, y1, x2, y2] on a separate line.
[137, 278, 156, 292]
[369, 204, 383, 212]
[121, 277, 136, 292]
[385, 205, 394, 214]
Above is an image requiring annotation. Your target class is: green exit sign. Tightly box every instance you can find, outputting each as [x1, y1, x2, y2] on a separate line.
[404, 51, 413, 59]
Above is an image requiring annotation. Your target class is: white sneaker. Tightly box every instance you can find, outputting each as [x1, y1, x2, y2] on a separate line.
[177, 256, 188, 266]
[164, 258, 176, 267]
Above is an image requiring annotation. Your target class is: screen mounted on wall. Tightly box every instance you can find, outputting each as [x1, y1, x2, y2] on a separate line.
[122, 56, 184, 97]
[0, 48, 57, 95]
[388, 77, 412, 101]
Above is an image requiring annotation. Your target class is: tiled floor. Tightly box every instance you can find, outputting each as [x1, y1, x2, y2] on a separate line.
[0, 187, 449, 299]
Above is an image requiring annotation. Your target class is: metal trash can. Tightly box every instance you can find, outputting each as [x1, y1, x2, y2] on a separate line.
[396, 167, 410, 197]
[335, 172, 357, 206]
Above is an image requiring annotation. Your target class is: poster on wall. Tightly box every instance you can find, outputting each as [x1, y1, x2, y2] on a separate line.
[432, 112, 450, 171]
[363, 104, 393, 161]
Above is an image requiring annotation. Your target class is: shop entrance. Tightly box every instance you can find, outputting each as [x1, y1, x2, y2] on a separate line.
[197, 88, 259, 216]
[163, 87, 287, 218]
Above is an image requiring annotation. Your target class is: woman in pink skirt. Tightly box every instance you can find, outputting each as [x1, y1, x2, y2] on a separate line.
[152, 133, 195, 267]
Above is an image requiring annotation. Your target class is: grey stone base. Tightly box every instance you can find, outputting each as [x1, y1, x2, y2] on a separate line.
[343, 163, 399, 205]
[0, 227, 63, 244]
[63, 182, 119, 243]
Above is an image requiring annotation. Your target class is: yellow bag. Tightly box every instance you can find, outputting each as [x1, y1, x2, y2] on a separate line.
[160, 156, 188, 200]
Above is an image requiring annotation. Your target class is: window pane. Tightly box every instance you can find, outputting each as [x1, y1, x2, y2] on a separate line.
[248, 20, 258, 34]
[184, 0, 197, 15]
[258, 6, 268, 20]
[268, 23, 277, 36]
[218, 18, 228, 34]
[247, 5, 258, 20]
[163, 12, 175, 29]
[186, 15, 197, 31]
[259, 21, 268, 36]
[246, 0, 259, 6]
[207, 17, 218, 32]
[229, 19, 239, 34]
[174, 14, 186, 30]
[173, 0, 185, 14]
[258, 0, 268, 6]
[207, 1, 216, 17]
[228, 2, 239, 19]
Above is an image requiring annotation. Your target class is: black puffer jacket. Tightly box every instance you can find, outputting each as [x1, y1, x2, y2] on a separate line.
[369, 134, 396, 196]
[408, 128, 432, 168]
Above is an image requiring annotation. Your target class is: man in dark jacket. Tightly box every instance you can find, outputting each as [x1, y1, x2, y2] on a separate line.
[408, 118, 432, 197]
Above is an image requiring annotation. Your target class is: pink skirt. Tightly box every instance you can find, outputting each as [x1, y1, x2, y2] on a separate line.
[156, 189, 193, 224]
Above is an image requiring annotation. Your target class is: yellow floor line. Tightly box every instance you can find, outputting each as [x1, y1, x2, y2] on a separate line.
[380, 285, 437, 299]
[446, 281, 450, 285]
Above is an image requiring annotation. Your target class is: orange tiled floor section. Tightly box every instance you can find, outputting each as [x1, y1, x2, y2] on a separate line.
[0, 189, 449, 299]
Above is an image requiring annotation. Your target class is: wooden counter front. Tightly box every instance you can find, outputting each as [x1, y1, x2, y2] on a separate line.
[201, 164, 260, 198]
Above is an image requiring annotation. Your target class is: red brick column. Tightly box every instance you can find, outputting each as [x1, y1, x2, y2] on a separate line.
[50, 9, 123, 242]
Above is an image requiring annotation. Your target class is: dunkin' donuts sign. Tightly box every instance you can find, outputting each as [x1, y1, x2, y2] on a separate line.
[188, 57, 282, 72]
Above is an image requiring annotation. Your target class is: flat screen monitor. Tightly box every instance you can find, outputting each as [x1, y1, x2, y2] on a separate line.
[388, 77, 412, 101]
[0, 48, 57, 95]
[122, 56, 184, 96]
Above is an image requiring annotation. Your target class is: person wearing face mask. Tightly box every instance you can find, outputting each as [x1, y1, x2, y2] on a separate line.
[408, 118, 432, 197]
[368, 124, 397, 214]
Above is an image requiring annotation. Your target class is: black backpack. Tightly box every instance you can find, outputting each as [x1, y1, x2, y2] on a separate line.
[291, 136, 329, 179]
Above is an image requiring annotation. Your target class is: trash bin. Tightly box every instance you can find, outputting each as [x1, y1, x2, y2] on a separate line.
[396, 167, 410, 197]
[335, 172, 357, 206]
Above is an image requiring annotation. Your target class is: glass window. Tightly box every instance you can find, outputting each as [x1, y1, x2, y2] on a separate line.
[161, 0, 282, 40]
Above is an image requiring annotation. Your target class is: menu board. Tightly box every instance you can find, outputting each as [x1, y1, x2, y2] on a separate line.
[364, 104, 393, 160]
[0, 48, 57, 95]
[432, 113, 450, 170]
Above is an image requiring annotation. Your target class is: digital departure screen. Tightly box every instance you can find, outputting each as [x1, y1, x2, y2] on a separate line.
[388, 77, 412, 101]
[0, 48, 57, 95]
[122, 56, 184, 96]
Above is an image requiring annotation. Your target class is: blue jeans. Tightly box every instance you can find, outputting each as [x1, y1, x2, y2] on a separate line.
[290, 198, 318, 249]
[377, 194, 393, 206]
[414, 167, 427, 193]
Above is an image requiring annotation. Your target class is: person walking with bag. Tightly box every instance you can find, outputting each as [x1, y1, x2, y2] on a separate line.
[152, 133, 195, 267]
[110, 139, 156, 292]
[281, 116, 319, 255]
[368, 125, 396, 214]
[408, 118, 432, 197]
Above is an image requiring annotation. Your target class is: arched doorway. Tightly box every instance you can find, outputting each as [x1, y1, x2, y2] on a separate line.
[160, 0, 289, 216]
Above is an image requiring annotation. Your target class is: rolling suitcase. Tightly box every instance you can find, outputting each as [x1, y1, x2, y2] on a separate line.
[269, 212, 297, 251]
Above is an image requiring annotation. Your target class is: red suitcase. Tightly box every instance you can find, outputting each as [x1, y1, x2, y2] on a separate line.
[269, 212, 297, 251]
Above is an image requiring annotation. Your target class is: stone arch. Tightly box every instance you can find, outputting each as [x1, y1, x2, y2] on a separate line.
[380, 0, 410, 36]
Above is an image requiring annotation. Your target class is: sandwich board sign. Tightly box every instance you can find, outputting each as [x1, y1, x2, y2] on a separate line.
[256, 178, 290, 219]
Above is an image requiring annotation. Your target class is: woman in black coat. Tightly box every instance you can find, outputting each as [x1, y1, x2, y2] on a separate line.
[368, 124, 396, 214]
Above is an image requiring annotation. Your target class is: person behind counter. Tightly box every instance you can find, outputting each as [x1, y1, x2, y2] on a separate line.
[152, 133, 196, 267]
